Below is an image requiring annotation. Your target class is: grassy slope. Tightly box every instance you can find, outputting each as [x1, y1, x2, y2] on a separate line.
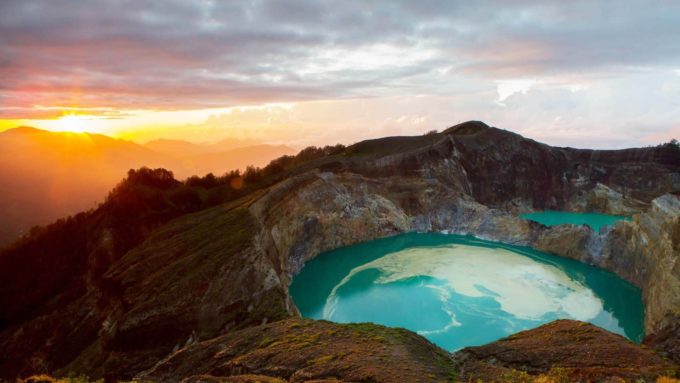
[140, 318, 457, 383]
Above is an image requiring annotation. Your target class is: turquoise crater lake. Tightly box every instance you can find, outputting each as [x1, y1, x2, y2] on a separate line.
[520, 211, 630, 232]
[290, 233, 643, 351]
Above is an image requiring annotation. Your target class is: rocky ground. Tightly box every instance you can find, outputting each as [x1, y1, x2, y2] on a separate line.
[1, 121, 679, 382]
[455, 320, 676, 382]
[139, 318, 457, 383]
[18, 320, 680, 382]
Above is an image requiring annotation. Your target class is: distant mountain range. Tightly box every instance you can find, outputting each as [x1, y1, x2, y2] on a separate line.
[144, 137, 262, 156]
[0, 127, 294, 247]
[143, 138, 294, 178]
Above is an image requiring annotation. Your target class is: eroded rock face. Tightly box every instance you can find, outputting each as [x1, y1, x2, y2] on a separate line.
[249, 168, 679, 335]
[0, 121, 678, 381]
[601, 194, 680, 333]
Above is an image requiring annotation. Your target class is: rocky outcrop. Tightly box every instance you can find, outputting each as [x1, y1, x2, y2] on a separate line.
[601, 194, 680, 333]
[454, 319, 677, 382]
[566, 182, 646, 215]
[645, 314, 680, 365]
[139, 319, 678, 383]
[0, 121, 678, 381]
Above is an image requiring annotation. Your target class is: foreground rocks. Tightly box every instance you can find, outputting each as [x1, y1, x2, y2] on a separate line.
[645, 315, 680, 366]
[139, 318, 456, 383]
[137, 319, 677, 383]
[455, 320, 677, 382]
[15, 319, 680, 383]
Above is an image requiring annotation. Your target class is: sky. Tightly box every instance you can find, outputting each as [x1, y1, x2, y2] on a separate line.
[1, 0, 680, 148]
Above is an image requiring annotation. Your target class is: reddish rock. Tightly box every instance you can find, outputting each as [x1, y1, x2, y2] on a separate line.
[645, 315, 680, 365]
[454, 319, 678, 382]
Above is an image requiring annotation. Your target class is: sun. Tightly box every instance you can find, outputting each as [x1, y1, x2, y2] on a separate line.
[53, 114, 91, 133]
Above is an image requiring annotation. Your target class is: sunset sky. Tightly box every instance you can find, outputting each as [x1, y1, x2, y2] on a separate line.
[1, 0, 680, 148]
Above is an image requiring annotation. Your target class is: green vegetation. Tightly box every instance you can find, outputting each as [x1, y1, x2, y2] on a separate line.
[0, 131, 441, 330]
[665, 138, 679, 149]
[310, 354, 335, 365]
[344, 134, 441, 158]
[500, 370, 533, 383]
[184, 143, 346, 189]
[655, 138, 680, 160]
[0, 141, 362, 376]
[0, 167, 219, 327]
[212, 318, 461, 382]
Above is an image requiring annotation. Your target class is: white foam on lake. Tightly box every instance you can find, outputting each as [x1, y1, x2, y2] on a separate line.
[324, 244, 604, 323]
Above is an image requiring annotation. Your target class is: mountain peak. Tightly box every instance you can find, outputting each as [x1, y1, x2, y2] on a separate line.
[2, 126, 46, 135]
[442, 120, 491, 135]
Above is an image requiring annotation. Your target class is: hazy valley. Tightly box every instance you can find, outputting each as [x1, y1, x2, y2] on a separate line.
[0, 127, 294, 247]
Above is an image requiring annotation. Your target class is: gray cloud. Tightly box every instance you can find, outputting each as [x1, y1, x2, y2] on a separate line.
[1, 0, 680, 119]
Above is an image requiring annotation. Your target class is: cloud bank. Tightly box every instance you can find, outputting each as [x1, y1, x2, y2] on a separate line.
[2, 0, 680, 147]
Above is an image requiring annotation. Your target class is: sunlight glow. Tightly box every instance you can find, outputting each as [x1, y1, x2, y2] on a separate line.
[52, 114, 92, 134]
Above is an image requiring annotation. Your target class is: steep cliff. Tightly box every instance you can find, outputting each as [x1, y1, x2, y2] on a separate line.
[1, 121, 678, 382]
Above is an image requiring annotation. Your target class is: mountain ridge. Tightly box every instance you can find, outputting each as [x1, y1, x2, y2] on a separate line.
[0, 127, 295, 247]
[143, 136, 264, 156]
[0, 121, 679, 381]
